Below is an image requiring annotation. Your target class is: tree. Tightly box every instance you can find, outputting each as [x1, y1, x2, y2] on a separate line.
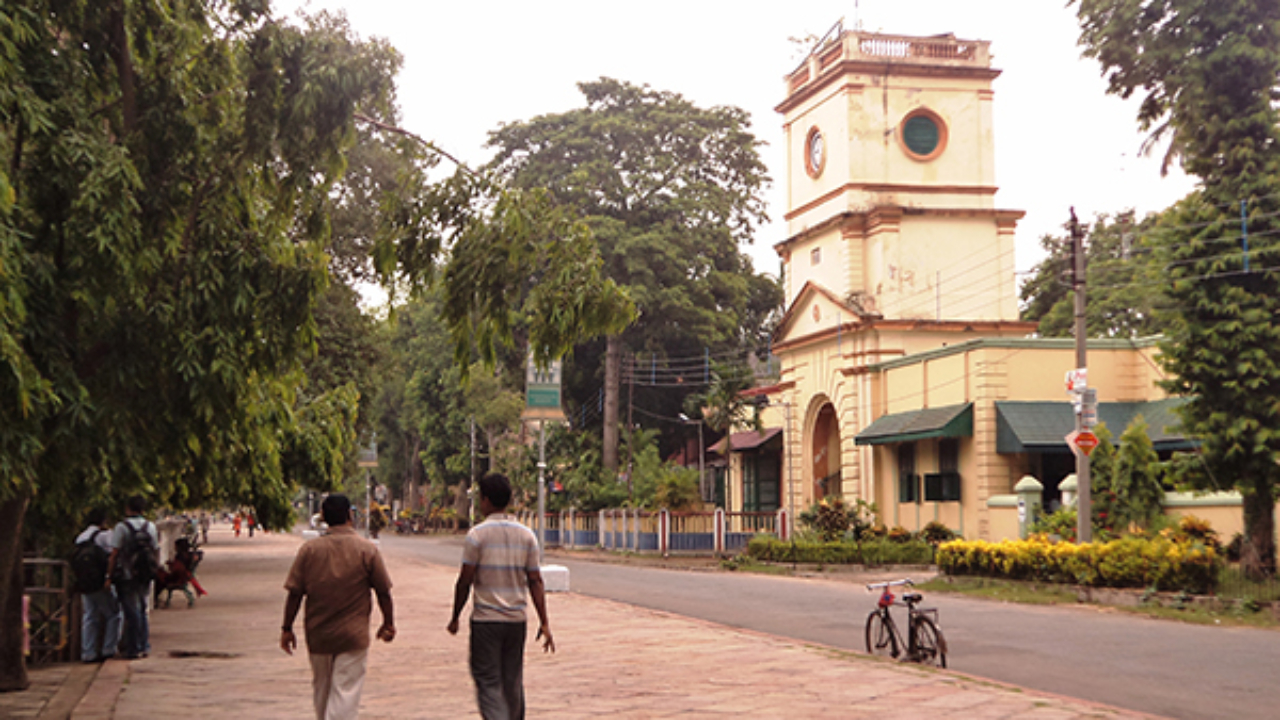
[686, 362, 761, 509]
[1073, 0, 1280, 578]
[484, 78, 779, 471]
[1111, 416, 1164, 530]
[0, 4, 401, 688]
[1020, 211, 1169, 338]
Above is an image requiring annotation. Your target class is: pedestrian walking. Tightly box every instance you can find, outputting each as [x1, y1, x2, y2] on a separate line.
[106, 495, 159, 660]
[199, 512, 210, 544]
[73, 508, 121, 663]
[281, 494, 396, 720]
[447, 473, 554, 720]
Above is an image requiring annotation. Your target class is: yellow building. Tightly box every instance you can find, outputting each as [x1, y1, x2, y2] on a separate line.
[740, 27, 1198, 541]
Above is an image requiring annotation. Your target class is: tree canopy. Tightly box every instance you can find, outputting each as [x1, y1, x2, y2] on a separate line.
[0, 2, 410, 687]
[1019, 210, 1170, 339]
[1074, 0, 1280, 578]
[484, 78, 781, 466]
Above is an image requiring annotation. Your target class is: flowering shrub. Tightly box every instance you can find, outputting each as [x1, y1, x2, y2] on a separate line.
[936, 534, 1221, 594]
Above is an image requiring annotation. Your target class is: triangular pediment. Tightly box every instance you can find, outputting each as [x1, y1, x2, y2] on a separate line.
[773, 281, 869, 347]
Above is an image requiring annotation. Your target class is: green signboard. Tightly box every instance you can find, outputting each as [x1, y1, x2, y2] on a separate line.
[525, 357, 562, 411]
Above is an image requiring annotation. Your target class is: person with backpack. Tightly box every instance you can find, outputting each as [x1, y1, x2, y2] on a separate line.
[107, 495, 159, 660]
[74, 508, 121, 663]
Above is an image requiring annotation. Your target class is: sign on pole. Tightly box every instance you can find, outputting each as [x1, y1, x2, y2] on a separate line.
[1065, 368, 1088, 393]
[523, 355, 565, 422]
[1072, 430, 1100, 456]
[1080, 388, 1098, 428]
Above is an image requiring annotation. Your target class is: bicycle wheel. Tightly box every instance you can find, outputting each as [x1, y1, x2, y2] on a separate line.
[865, 611, 898, 659]
[911, 616, 947, 668]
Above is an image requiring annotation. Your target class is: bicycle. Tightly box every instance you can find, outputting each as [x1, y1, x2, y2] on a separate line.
[864, 578, 947, 668]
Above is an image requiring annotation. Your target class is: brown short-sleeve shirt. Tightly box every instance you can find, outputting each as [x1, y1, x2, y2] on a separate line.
[284, 525, 392, 656]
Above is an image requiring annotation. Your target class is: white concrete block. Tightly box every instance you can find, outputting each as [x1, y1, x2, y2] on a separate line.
[540, 564, 570, 592]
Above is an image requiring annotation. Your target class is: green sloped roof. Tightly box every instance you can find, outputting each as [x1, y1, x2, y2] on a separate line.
[995, 397, 1194, 454]
[855, 402, 973, 446]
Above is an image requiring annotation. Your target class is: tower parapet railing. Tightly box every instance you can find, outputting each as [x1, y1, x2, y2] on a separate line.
[789, 30, 992, 93]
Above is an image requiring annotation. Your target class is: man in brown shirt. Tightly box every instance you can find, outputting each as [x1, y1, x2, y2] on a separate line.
[282, 494, 395, 720]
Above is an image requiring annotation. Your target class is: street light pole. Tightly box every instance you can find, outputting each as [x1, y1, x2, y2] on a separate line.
[680, 414, 706, 501]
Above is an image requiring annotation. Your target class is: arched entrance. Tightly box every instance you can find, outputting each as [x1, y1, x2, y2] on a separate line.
[811, 403, 841, 501]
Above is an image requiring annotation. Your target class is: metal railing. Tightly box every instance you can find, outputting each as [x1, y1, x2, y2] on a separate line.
[23, 558, 73, 666]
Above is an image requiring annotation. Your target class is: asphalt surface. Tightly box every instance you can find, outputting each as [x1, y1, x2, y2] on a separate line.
[382, 533, 1280, 720]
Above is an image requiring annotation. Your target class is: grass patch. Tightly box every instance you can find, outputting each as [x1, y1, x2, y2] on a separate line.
[720, 555, 794, 575]
[1114, 601, 1280, 629]
[919, 576, 1078, 605]
[924, 576, 1280, 629]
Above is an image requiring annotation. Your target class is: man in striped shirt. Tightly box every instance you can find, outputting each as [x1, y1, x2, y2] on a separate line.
[447, 473, 554, 720]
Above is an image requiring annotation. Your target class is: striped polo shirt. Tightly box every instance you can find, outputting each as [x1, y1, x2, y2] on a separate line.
[461, 513, 541, 623]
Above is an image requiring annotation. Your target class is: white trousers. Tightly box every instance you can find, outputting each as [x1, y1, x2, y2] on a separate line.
[309, 648, 368, 720]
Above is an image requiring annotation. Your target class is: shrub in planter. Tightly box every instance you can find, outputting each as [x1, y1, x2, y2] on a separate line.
[920, 521, 957, 546]
[799, 498, 851, 542]
[886, 526, 915, 543]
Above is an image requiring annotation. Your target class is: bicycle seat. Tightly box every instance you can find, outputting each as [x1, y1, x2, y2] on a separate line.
[902, 592, 923, 604]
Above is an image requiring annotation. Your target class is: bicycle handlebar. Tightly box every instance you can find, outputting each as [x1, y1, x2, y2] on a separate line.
[865, 578, 915, 591]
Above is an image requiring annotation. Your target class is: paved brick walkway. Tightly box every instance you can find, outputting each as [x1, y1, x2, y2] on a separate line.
[4, 526, 1163, 718]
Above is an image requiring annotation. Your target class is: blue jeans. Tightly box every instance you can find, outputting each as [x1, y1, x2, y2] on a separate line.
[81, 588, 121, 661]
[117, 581, 150, 657]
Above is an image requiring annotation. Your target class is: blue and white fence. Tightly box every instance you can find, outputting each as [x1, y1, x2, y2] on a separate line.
[515, 507, 791, 555]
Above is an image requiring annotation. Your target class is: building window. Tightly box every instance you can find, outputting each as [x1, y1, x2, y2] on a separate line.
[898, 108, 948, 161]
[926, 439, 961, 502]
[810, 247, 821, 265]
[898, 444, 919, 504]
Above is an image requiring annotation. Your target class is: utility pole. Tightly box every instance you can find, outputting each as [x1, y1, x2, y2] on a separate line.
[1071, 208, 1092, 544]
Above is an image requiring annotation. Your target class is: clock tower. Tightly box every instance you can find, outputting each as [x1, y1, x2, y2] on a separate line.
[775, 29, 1023, 321]
[763, 27, 1034, 518]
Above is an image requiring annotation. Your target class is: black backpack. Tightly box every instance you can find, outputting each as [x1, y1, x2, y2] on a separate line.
[71, 529, 110, 593]
[115, 519, 159, 584]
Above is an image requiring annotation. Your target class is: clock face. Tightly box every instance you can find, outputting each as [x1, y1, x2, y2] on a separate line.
[805, 127, 825, 177]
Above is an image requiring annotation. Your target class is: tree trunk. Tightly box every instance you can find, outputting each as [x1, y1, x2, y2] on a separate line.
[1241, 475, 1277, 581]
[602, 335, 620, 473]
[0, 495, 30, 692]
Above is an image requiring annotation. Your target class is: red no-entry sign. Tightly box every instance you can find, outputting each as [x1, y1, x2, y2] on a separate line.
[1074, 430, 1099, 456]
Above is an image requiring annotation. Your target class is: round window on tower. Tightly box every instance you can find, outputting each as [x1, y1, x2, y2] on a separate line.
[898, 108, 948, 161]
[805, 126, 826, 178]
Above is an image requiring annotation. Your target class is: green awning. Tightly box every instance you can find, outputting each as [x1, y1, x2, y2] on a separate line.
[995, 397, 1195, 454]
[855, 402, 973, 446]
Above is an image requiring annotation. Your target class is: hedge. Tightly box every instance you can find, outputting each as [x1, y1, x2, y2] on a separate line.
[746, 536, 934, 565]
[936, 536, 1221, 595]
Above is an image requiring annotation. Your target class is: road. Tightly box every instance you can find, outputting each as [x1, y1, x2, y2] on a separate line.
[380, 534, 1280, 720]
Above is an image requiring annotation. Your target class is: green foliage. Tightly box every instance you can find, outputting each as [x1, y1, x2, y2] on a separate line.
[1073, 0, 1280, 579]
[654, 467, 703, 512]
[938, 535, 1222, 594]
[2, 5, 402, 531]
[798, 497, 850, 542]
[886, 526, 915, 544]
[484, 78, 781, 460]
[1112, 415, 1164, 529]
[920, 521, 958, 546]
[1030, 508, 1082, 543]
[1019, 211, 1169, 338]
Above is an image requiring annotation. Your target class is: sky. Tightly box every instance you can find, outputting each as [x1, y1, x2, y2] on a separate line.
[277, 0, 1198, 283]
